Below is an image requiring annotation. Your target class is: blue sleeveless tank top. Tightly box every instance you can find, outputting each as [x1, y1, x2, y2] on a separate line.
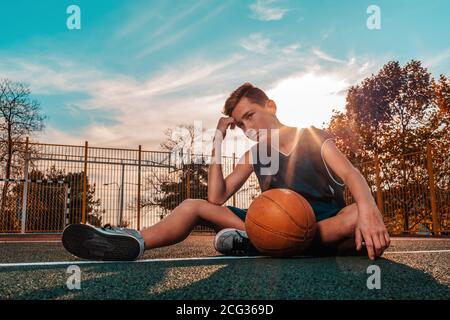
[250, 126, 346, 221]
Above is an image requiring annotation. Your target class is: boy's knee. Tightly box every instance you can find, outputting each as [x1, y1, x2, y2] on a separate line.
[179, 199, 208, 214]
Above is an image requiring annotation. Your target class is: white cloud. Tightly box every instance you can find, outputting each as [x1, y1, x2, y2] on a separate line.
[282, 42, 301, 54]
[240, 33, 272, 54]
[422, 48, 450, 69]
[115, 10, 162, 40]
[135, 2, 230, 59]
[37, 125, 84, 145]
[311, 48, 347, 64]
[249, 0, 288, 21]
[0, 43, 383, 155]
[114, 1, 205, 40]
[0, 54, 246, 151]
[0, 58, 104, 94]
[151, 1, 206, 38]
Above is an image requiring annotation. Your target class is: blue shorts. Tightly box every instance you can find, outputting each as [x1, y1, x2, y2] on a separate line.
[226, 205, 341, 222]
[226, 206, 248, 221]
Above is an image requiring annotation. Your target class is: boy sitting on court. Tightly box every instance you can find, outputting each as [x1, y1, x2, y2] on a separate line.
[62, 83, 390, 261]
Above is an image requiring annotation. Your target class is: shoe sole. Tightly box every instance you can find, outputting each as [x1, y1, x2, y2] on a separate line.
[62, 224, 141, 261]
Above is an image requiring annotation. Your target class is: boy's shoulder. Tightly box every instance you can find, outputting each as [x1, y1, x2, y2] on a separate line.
[302, 125, 336, 146]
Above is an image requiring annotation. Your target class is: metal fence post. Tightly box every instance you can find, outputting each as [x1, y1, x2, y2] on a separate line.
[63, 184, 69, 229]
[426, 142, 440, 235]
[82, 141, 88, 224]
[232, 153, 236, 207]
[119, 161, 125, 226]
[186, 168, 191, 199]
[20, 137, 30, 234]
[137, 145, 142, 231]
[401, 155, 409, 234]
[374, 153, 384, 216]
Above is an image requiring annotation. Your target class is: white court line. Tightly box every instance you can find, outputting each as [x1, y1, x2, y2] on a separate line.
[2, 250, 450, 268]
[383, 249, 450, 254]
[0, 241, 60, 244]
[1, 238, 446, 244]
[390, 237, 450, 241]
[0, 255, 268, 268]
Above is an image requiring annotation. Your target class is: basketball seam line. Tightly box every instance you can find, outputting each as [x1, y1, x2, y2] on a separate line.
[259, 193, 312, 233]
[246, 215, 307, 242]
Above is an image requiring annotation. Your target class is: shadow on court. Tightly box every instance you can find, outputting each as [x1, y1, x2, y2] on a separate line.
[2, 255, 449, 300]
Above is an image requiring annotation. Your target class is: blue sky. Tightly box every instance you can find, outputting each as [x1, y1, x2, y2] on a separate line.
[0, 0, 449, 154]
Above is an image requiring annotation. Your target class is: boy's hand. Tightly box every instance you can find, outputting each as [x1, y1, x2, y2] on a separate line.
[355, 202, 390, 260]
[216, 117, 236, 140]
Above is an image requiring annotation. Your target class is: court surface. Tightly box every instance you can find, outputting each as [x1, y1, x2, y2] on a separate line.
[0, 235, 449, 300]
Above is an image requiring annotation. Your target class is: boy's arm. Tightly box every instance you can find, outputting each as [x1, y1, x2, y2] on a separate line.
[208, 148, 253, 205]
[321, 140, 390, 260]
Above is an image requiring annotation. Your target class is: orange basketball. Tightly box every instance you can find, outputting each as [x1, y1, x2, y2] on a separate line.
[245, 188, 317, 257]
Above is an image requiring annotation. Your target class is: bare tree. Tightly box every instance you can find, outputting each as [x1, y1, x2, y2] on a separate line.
[160, 123, 214, 163]
[0, 79, 46, 213]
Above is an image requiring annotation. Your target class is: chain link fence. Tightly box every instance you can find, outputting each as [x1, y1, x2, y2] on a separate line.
[1, 139, 448, 235]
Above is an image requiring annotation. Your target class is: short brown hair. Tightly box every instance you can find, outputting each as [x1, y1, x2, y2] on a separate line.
[222, 82, 269, 116]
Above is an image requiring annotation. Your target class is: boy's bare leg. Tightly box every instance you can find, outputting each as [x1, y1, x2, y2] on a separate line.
[140, 199, 363, 255]
[140, 199, 245, 250]
[307, 203, 361, 255]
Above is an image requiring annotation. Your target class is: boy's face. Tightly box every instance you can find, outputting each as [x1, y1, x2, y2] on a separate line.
[231, 97, 277, 141]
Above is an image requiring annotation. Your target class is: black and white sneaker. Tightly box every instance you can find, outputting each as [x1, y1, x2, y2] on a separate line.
[214, 228, 261, 256]
[62, 223, 145, 261]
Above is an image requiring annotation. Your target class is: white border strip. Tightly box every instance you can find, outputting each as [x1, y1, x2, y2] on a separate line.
[0, 255, 267, 268]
